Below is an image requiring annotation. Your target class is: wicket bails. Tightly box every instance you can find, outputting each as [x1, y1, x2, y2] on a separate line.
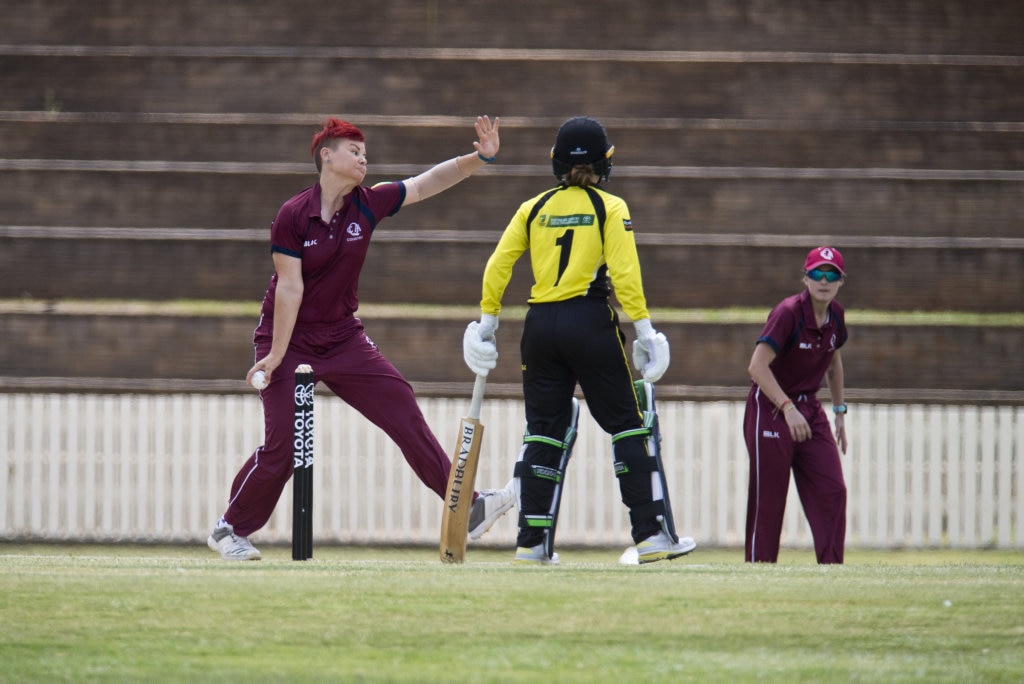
[292, 364, 314, 560]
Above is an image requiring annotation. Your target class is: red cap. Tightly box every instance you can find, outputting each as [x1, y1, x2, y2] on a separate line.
[803, 246, 845, 275]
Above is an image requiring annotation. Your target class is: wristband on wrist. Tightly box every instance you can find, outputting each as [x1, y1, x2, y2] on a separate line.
[477, 152, 496, 163]
[779, 399, 795, 412]
[832, 403, 848, 415]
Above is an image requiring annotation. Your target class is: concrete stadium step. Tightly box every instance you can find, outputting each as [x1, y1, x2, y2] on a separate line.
[2, 306, 1021, 393]
[6, 230, 1024, 311]
[3, 52, 1020, 121]
[3, 0, 1019, 406]
[6, 0, 1021, 54]
[3, 168, 1021, 238]
[3, 113, 1022, 170]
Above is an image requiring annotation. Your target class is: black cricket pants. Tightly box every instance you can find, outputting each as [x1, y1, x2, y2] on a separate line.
[517, 297, 657, 545]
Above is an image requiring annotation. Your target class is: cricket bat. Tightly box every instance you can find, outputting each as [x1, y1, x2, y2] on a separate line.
[439, 374, 487, 563]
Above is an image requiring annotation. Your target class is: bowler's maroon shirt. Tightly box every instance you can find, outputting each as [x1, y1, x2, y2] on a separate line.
[753, 290, 847, 396]
[255, 181, 405, 336]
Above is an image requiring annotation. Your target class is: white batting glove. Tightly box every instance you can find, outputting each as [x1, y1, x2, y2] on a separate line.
[463, 314, 499, 376]
[632, 318, 670, 383]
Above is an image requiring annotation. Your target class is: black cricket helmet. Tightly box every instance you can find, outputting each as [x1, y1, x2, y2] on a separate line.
[550, 116, 615, 181]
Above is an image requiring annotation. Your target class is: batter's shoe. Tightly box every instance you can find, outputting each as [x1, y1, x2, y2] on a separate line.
[207, 522, 262, 561]
[468, 481, 516, 540]
[513, 543, 560, 565]
[636, 531, 697, 564]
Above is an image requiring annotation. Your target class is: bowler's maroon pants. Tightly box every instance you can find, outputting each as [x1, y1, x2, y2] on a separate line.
[222, 321, 451, 538]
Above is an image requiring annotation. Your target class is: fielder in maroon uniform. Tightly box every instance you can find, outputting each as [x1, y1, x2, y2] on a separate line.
[208, 116, 514, 560]
[744, 246, 850, 564]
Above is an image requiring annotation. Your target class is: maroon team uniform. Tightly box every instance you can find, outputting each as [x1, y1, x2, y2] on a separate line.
[222, 181, 452, 538]
[744, 289, 848, 563]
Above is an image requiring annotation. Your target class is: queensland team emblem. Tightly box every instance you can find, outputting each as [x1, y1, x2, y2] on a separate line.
[346, 222, 362, 238]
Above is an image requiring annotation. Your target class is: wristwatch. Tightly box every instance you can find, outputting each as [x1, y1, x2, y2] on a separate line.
[832, 403, 848, 415]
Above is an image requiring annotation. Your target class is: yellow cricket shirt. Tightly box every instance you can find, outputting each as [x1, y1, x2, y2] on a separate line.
[481, 184, 650, 322]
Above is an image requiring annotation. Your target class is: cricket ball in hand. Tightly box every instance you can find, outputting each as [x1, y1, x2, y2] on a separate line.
[252, 370, 268, 390]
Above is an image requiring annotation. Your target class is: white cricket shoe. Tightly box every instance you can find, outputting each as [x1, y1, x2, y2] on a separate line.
[207, 522, 262, 561]
[468, 481, 516, 540]
[634, 531, 696, 564]
[513, 543, 560, 565]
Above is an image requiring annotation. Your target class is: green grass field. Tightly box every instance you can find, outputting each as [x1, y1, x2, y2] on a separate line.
[1, 544, 1022, 683]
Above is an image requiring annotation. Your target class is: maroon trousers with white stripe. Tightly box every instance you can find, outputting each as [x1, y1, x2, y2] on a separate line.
[222, 323, 452, 538]
[743, 388, 847, 564]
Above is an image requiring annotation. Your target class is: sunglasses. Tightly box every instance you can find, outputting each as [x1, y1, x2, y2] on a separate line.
[805, 268, 843, 283]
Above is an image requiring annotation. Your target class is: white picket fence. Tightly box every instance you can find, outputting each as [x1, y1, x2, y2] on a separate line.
[1, 393, 1022, 550]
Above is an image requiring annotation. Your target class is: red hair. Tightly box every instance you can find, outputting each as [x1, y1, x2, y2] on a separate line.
[310, 118, 365, 169]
